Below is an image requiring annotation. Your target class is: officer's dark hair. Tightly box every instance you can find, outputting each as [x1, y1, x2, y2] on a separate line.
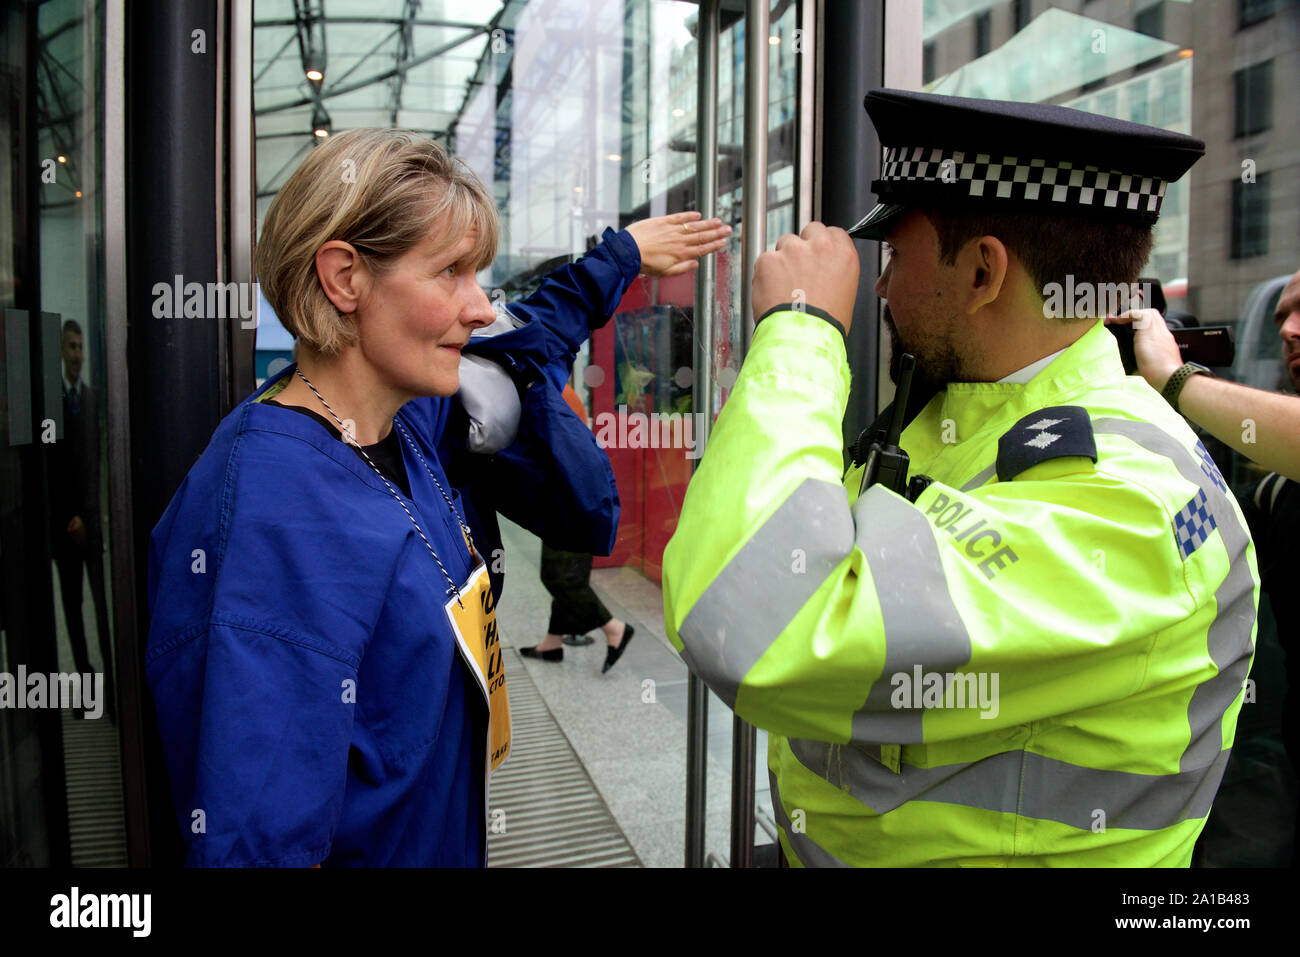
[62, 319, 82, 337]
[918, 207, 1154, 319]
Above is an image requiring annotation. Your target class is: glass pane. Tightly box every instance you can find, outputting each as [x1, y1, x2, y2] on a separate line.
[0, 0, 126, 867]
[915, 0, 1297, 867]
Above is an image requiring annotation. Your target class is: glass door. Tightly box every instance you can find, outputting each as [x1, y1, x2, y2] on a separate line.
[0, 0, 127, 867]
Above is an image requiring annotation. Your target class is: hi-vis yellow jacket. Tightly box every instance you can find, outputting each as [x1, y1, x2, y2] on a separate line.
[662, 311, 1258, 867]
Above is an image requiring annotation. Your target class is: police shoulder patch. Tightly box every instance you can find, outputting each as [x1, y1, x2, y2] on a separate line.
[996, 406, 1097, 482]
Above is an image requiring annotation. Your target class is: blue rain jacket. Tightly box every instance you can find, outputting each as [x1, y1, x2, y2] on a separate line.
[146, 228, 638, 867]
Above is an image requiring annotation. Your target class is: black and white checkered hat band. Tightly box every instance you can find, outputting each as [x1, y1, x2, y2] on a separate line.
[880, 146, 1167, 215]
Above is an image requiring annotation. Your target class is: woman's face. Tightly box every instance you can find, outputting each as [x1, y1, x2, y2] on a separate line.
[354, 219, 496, 398]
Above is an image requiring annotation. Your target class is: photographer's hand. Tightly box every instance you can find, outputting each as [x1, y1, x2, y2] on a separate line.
[1105, 307, 1182, 391]
[1107, 308, 1300, 481]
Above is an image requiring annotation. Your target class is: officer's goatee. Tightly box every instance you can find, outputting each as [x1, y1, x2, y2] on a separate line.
[883, 304, 948, 396]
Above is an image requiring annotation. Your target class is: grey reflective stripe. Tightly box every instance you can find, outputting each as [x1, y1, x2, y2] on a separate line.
[960, 463, 997, 492]
[849, 485, 972, 744]
[789, 737, 1232, 832]
[677, 478, 853, 709]
[1093, 418, 1256, 772]
[768, 767, 849, 867]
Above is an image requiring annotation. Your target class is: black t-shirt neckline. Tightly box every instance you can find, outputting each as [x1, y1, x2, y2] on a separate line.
[264, 399, 413, 500]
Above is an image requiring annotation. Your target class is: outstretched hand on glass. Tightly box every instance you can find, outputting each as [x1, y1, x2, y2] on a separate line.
[625, 211, 731, 277]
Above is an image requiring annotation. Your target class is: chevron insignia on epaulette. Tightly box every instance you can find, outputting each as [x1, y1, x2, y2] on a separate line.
[996, 406, 1097, 482]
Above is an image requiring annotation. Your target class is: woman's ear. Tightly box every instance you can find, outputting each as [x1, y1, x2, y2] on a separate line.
[962, 234, 1009, 314]
[315, 240, 364, 315]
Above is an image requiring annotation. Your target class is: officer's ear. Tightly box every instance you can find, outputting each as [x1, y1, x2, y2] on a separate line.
[959, 235, 1009, 315]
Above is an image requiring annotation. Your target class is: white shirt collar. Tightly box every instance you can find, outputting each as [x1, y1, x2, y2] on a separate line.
[63, 374, 80, 394]
[997, 348, 1067, 384]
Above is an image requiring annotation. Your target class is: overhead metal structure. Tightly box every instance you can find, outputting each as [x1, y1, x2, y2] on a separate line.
[251, 0, 518, 215]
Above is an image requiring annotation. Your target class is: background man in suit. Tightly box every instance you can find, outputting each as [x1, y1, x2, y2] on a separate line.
[50, 319, 114, 719]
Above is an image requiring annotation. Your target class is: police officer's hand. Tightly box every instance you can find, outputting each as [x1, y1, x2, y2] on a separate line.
[1105, 307, 1183, 392]
[753, 222, 859, 333]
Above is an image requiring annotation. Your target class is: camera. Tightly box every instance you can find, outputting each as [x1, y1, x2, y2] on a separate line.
[1108, 277, 1234, 372]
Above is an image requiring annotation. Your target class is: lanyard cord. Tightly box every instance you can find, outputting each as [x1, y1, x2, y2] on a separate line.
[294, 369, 467, 608]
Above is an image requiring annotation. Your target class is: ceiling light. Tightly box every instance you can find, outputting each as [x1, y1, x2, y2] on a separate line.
[769, 35, 781, 45]
[312, 103, 331, 139]
[306, 68, 324, 82]
[57, 155, 67, 164]
[672, 108, 685, 117]
[606, 153, 622, 162]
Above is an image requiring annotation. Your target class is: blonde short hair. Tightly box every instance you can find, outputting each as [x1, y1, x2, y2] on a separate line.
[256, 128, 499, 355]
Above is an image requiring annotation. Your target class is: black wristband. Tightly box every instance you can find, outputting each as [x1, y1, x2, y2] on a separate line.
[1160, 362, 1213, 415]
[754, 303, 848, 341]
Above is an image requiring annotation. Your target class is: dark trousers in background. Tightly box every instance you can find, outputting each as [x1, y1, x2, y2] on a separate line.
[540, 544, 611, 636]
[53, 524, 114, 706]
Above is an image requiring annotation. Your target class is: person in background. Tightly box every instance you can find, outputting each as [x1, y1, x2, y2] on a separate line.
[1111, 266, 1300, 864]
[1107, 269, 1300, 482]
[50, 319, 115, 720]
[523, 383, 634, 673]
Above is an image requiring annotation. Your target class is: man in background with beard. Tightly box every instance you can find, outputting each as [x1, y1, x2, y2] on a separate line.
[661, 89, 1259, 867]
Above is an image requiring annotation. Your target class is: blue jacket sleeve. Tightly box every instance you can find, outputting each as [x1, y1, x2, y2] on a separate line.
[461, 227, 640, 392]
[443, 228, 639, 588]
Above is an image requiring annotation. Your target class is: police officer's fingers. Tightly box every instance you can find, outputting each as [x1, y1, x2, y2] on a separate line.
[774, 232, 803, 252]
[668, 210, 705, 225]
[752, 249, 795, 318]
[799, 220, 830, 242]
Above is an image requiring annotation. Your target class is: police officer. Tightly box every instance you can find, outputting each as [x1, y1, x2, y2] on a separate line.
[662, 89, 1259, 867]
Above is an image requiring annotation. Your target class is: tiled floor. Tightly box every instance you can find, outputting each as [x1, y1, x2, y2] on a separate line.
[495, 519, 776, 868]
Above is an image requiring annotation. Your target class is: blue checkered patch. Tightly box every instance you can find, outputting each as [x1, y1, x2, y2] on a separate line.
[1195, 441, 1228, 494]
[1173, 489, 1218, 559]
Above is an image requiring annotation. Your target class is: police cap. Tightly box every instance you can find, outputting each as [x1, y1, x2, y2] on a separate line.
[848, 88, 1206, 240]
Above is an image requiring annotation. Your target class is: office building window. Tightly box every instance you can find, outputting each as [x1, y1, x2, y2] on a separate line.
[1231, 173, 1269, 258]
[1135, 2, 1164, 39]
[923, 42, 936, 84]
[1013, 0, 1031, 33]
[974, 11, 991, 57]
[1157, 69, 1183, 126]
[1239, 0, 1276, 29]
[1128, 79, 1150, 125]
[1234, 60, 1273, 137]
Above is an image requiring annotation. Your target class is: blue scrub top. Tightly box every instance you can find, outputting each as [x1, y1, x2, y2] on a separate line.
[146, 227, 641, 867]
[147, 373, 486, 866]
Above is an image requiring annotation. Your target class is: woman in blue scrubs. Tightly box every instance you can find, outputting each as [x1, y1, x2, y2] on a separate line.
[145, 128, 728, 866]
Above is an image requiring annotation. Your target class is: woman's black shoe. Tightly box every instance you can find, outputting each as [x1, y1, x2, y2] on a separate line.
[520, 645, 563, 662]
[601, 624, 635, 674]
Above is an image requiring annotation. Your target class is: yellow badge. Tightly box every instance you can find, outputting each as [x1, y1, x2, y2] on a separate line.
[444, 562, 510, 773]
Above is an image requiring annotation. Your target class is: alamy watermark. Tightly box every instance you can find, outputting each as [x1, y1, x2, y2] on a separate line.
[593, 406, 708, 459]
[50, 887, 150, 937]
[890, 665, 1000, 719]
[1042, 277, 1154, 321]
[0, 667, 104, 718]
[152, 275, 258, 329]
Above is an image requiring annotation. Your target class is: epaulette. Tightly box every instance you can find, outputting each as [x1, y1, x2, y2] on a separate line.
[996, 406, 1097, 482]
